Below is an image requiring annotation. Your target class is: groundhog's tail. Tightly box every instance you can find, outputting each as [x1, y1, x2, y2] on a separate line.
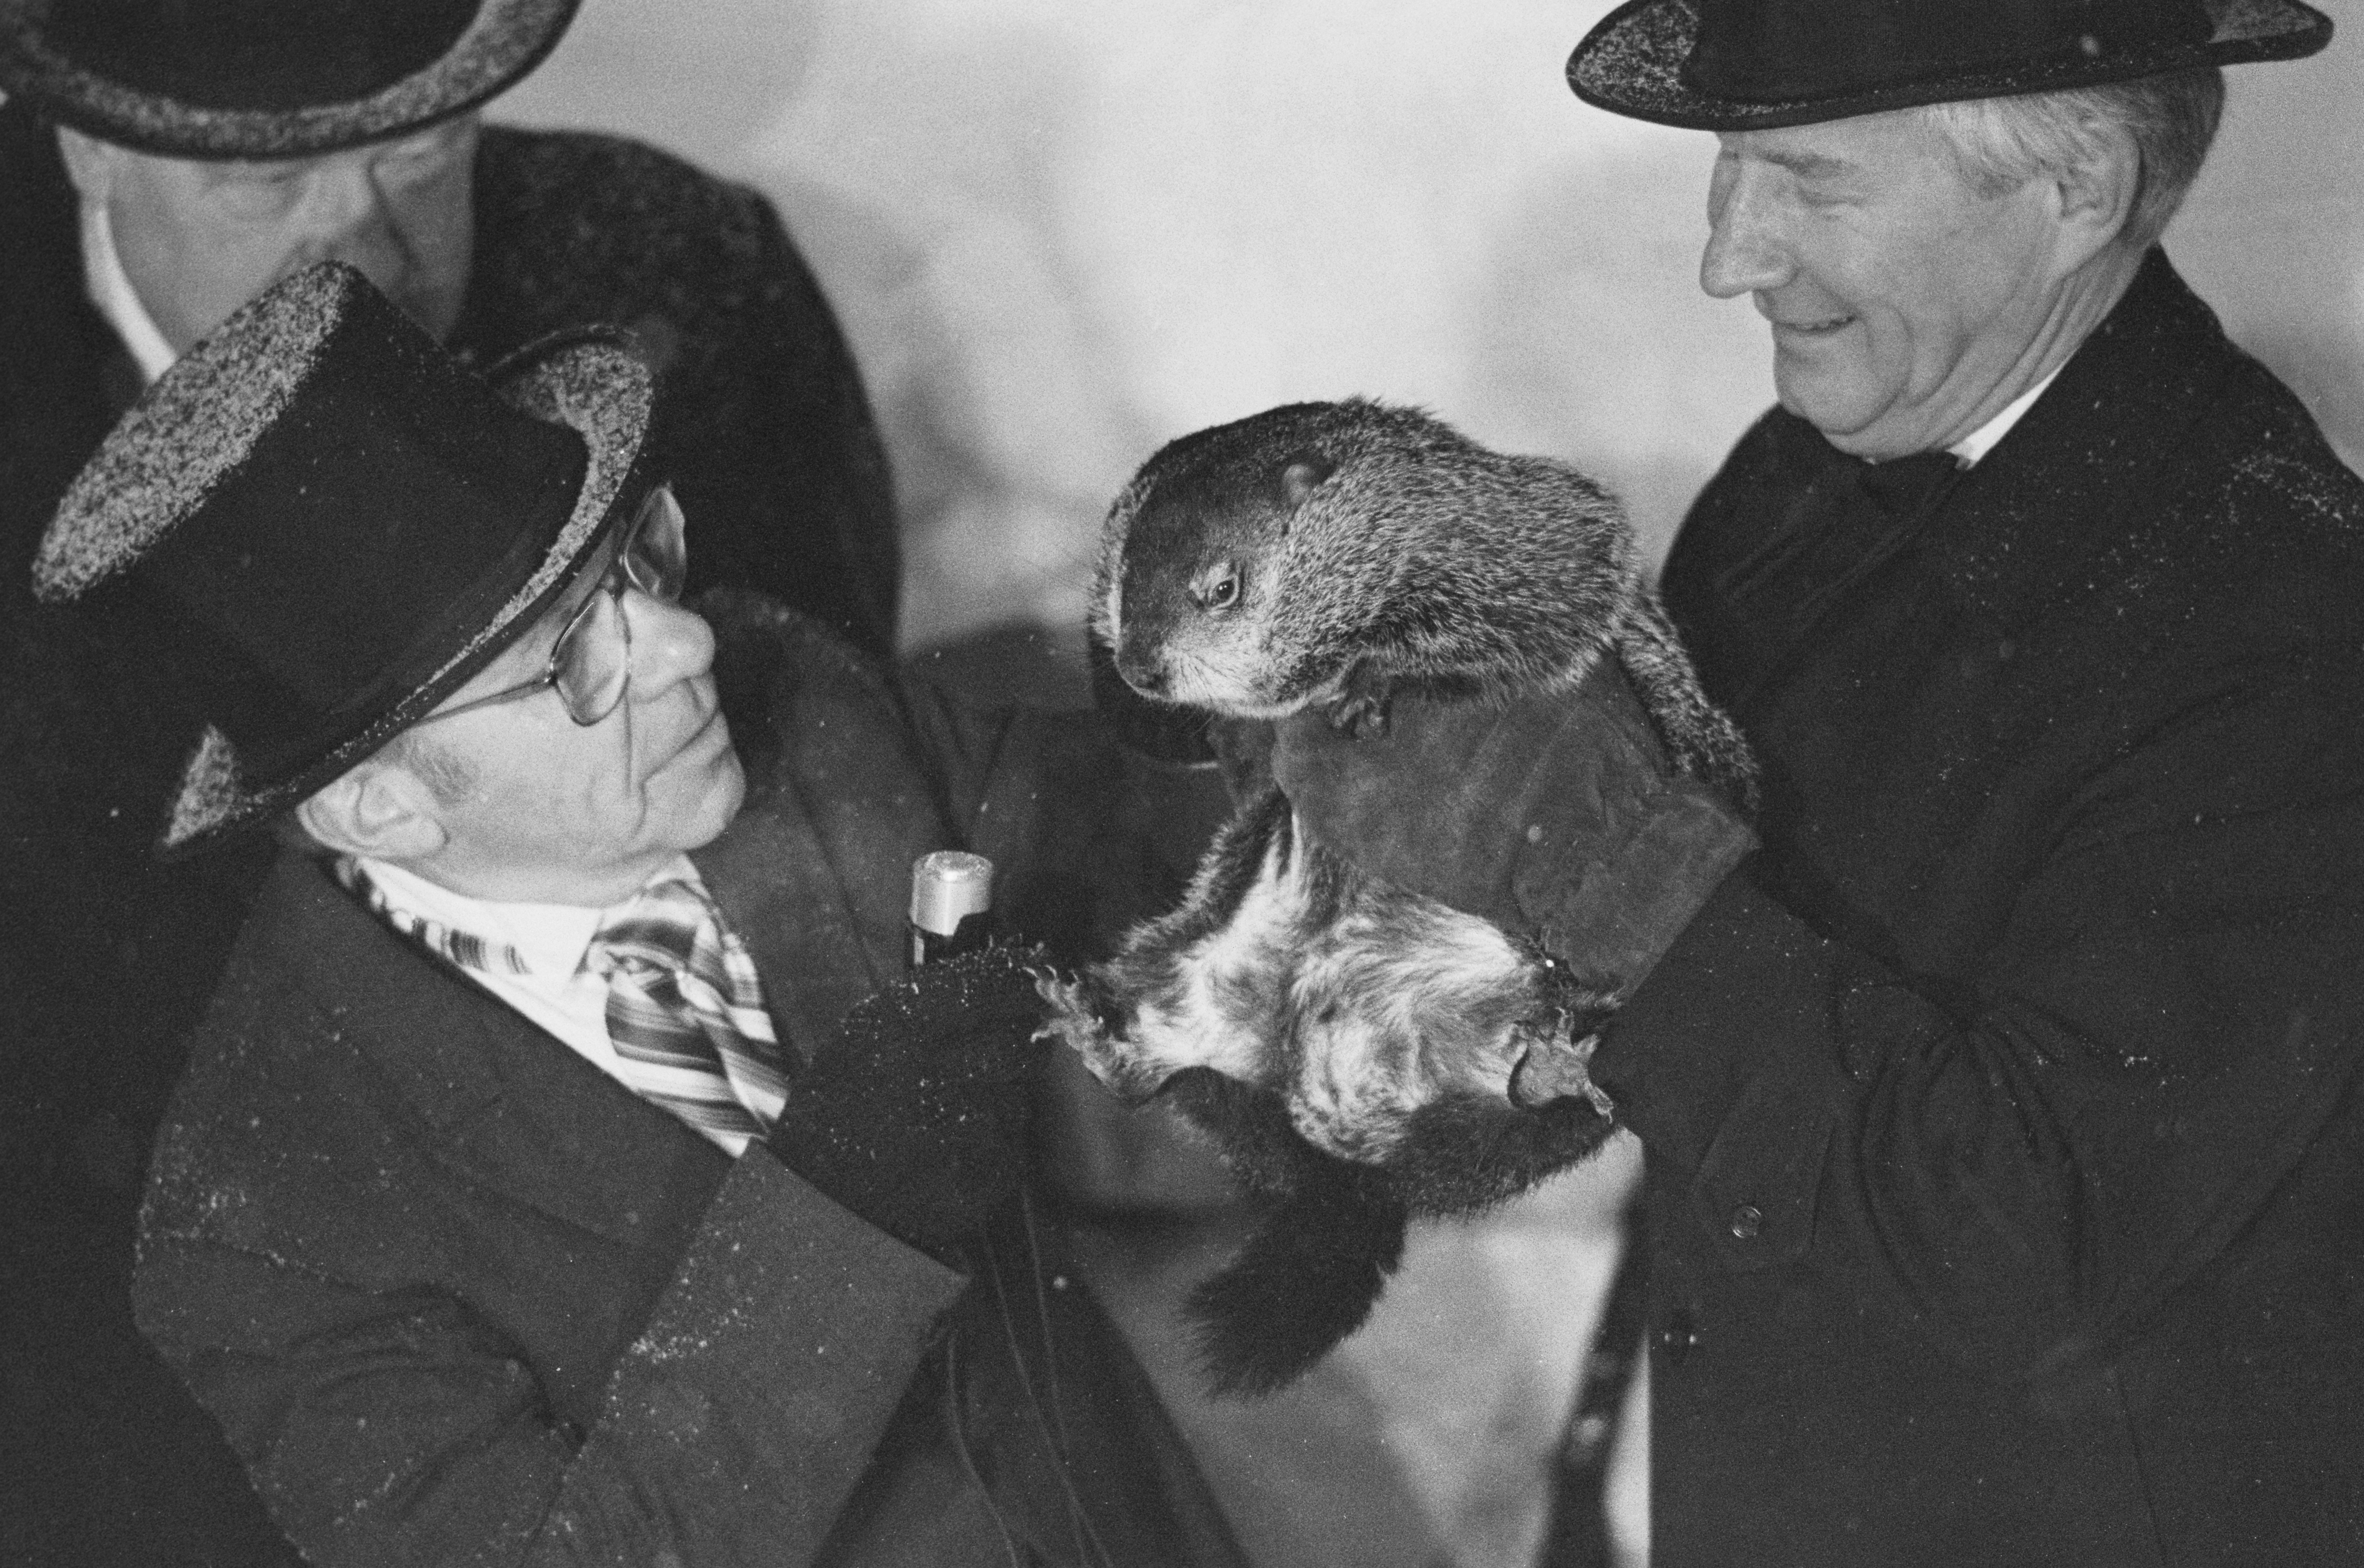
[1184, 1164, 1409, 1398]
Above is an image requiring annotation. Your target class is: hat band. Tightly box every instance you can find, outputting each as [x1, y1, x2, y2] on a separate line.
[46, 0, 483, 114]
[1683, 0, 2213, 105]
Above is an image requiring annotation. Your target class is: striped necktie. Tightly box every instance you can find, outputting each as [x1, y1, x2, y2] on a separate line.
[587, 876, 789, 1153]
[338, 858, 788, 1155]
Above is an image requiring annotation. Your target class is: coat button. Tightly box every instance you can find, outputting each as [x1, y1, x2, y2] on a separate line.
[1730, 1203, 1765, 1240]
[1656, 1309, 1701, 1366]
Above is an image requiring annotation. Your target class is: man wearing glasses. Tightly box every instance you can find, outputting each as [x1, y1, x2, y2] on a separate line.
[39, 263, 1240, 1568]
[0, 5, 899, 1554]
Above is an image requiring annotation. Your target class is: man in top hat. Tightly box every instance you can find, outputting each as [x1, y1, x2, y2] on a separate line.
[0, 4, 899, 1554]
[1270, 3, 2364, 1563]
[44, 260, 1242, 1567]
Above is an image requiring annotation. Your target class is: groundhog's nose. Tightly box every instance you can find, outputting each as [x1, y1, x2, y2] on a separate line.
[1115, 651, 1169, 699]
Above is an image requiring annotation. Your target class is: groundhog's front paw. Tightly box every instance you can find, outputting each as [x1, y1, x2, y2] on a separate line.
[1327, 663, 1394, 740]
[1030, 967, 1109, 1051]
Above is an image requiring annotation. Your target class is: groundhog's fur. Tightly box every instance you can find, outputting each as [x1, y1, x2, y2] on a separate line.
[1037, 398, 1755, 1396]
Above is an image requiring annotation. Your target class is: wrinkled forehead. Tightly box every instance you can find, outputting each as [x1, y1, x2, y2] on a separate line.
[1714, 105, 1959, 174]
[85, 111, 480, 192]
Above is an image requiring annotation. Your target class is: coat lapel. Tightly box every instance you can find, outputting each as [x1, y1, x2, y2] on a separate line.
[267, 853, 727, 1250]
[695, 615, 966, 1063]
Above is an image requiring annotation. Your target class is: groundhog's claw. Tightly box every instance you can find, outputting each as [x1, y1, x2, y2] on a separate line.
[1507, 1019, 1616, 1118]
[1327, 663, 1394, 740]
[1029, 966, 1107, 1050]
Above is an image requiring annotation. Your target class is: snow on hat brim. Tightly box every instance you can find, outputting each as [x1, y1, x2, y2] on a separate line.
[145, 330, 657, 856]
[0, 0, 578, 158]
[1568, 0, 2332, 134]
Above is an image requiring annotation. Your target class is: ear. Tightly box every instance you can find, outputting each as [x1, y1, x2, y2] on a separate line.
[2049, 122, 2141, 273]
[295, 760, 449, 862]
[53, 126, 118, 200]
[1277, 452, 1336, 513]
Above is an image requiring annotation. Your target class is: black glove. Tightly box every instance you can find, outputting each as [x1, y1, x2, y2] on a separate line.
[767, 946, 1051, 1263]
[1269, 660, 1757, 994]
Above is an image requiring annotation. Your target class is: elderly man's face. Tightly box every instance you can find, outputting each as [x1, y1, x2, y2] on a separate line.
[395, 530, 746, 906]
[62, 116, 477, 351]
[1702, 110, 2072, 460]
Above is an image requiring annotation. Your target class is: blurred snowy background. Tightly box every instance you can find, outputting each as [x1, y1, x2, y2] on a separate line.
[497, 5, 2364, 1564]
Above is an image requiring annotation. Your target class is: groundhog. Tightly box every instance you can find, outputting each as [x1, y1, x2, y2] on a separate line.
[1036, 398, 1756, 1395]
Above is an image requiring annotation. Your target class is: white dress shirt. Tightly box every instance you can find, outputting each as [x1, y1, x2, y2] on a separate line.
[356, 854, 738, 1146]
[78, 193, 180, 385]
[1946, 365, 2063, 468]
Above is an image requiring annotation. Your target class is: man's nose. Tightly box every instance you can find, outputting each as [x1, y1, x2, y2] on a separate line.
[1700, 168, 1793, 300]
[288, 160, 408, 275]
[624, 593, 718, 698]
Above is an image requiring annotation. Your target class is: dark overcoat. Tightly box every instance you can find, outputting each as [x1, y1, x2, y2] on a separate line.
[132, 609, 1242, 1567]
[1593, 253, 2364, 1565]
[0, 102, 899, 1561]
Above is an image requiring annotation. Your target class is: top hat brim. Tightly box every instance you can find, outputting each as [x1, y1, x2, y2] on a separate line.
[0, 0, 577, 158]
[155, 326, 660, 857]
[1568, 0, 2333, 133]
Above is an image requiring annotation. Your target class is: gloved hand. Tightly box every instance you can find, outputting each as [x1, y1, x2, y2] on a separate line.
[768, 945, 1051, 1263]
[1269, 660, 1758, 993]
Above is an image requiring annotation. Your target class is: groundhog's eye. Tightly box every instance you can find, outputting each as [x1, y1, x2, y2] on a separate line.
[1192, 562, 1243, 613]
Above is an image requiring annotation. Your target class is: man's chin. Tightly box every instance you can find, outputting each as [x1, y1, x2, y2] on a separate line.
[1772, 371, 1892, 453]
[685, 743, 748, 849]
[645, 714, 747, 854]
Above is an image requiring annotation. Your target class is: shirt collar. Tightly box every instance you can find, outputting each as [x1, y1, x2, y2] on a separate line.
[77, 188, 182, 386]
[354, 855, 707, 979]
[1947, 365, 2063, 468]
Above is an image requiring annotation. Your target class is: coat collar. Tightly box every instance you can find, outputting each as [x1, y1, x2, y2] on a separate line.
[1914, 249, 2242, 631]
[253, 727, 924, 1249]
[1722, 248, 2241, 694]
[258, 849, 728, 1249]
[0, 100, 131, 565]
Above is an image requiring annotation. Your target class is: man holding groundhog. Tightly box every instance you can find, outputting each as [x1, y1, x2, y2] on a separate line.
[1277, 2, 2364, 1562]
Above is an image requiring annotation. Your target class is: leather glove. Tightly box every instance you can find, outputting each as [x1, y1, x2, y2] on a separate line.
[768, 946, 1050, 1263]
[1269, 660, 1758, 994]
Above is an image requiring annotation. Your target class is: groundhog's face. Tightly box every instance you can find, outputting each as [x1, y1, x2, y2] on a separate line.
[1098, 466, 1337, 717]
[1095, 404, 1372, 719]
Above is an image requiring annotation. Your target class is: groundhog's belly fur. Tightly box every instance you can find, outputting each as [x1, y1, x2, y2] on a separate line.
[1041, 791, 1607, 1165]
[1035, 397, 1754, 1395]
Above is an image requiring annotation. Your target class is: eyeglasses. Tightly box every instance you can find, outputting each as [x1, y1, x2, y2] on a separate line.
[417, 484, 690, 730]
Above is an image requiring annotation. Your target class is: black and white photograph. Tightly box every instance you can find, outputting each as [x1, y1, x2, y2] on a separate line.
[4, 2, 2361, 1564]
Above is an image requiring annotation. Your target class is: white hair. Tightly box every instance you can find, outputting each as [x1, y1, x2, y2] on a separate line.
[1920, 67, 2226, 253]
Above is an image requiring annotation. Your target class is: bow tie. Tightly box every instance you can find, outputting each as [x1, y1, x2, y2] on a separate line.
[1849, 449, 1964, 515]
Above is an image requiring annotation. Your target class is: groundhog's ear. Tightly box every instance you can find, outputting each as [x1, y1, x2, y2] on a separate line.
[1277, 451, 1336, 513]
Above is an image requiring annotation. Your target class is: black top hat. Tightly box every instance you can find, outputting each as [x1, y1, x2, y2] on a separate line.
[0, 0, 579, 158]
[33, 261, 658, 856]
[1569, 0, 2332, 132]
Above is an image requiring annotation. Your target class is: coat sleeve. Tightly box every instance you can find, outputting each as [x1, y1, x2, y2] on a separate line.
[137, 1137, 965, 1567]
[1591, 634, 2364, 1380]
[886, 663, 1238, 965]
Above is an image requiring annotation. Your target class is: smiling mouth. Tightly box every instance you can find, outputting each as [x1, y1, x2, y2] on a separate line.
[1773, 315, 1853, 336]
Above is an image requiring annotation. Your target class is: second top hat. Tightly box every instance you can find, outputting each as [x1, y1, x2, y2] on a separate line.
[1568, 0, 2331, 132]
